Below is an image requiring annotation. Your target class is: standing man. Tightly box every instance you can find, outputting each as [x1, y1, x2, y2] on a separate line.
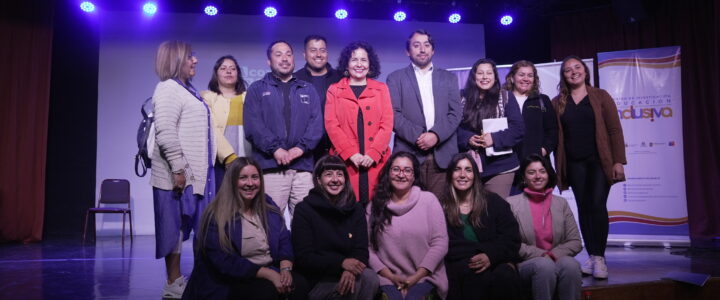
[244, 40, 323, 223]
[387, 29, 462, 198]
[293, 35, 342, 160]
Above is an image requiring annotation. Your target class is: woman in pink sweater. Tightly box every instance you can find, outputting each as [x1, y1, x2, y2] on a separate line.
[368, 152, 449, 299]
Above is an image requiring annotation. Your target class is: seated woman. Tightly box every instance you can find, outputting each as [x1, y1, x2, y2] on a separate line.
[182, 158, 308, 300]
[442, 153, 522, 300]
[291, 155, 379, 300]
[506, 154, 582, 300]
[368, 152, 448, 300]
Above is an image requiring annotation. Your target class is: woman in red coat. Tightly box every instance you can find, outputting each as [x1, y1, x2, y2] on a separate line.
[325, 41, 393, 204]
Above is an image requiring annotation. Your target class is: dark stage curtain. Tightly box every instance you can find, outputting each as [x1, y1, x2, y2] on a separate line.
[0, 1, 54, 242]
[550, 0, 720, 245]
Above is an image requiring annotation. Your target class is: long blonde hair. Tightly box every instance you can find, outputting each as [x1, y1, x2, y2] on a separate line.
[197, 157, 279, 253]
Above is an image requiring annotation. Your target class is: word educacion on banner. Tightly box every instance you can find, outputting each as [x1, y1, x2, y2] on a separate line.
[618, 105, 673, 121]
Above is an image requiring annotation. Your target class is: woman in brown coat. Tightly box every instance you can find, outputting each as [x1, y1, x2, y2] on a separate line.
[552, 55, 626, 279]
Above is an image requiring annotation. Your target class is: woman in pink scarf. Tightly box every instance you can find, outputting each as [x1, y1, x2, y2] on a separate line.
[506, 154, 582, 300]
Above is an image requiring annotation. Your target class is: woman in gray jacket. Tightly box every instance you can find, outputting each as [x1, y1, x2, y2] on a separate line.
[506, 154, 582, 300]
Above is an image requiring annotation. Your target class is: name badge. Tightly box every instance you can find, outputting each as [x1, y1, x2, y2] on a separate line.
[299, 94, 310, 104]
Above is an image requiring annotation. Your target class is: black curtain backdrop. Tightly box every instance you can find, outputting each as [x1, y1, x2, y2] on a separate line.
[550, 0, 720, 246]
[43, 0, 99, 239]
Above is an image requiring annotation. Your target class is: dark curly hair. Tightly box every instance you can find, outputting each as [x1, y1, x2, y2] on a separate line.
[337, 41, 381, 79]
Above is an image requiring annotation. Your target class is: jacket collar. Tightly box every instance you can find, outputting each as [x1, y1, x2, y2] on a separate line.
[305, 188, 357, 216]
[262, 72, 302, 87]
[298, 63, 338, 79]
[333, 77, 383, 100]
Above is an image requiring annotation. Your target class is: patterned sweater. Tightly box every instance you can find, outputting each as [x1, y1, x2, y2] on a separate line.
[151, 79, 215, 195]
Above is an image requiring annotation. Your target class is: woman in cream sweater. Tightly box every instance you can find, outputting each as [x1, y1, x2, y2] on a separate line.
[201, 55, 252, 188]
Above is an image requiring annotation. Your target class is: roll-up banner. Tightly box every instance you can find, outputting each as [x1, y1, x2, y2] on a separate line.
[598, 47, 688, 245]
[450, 52, 688, 246]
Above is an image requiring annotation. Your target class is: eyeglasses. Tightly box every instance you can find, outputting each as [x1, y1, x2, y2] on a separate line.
[189, 51, 197, 59]
[390, 167, 414, 176]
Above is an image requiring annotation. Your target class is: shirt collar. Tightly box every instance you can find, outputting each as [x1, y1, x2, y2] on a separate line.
[412, 62, 434, 73]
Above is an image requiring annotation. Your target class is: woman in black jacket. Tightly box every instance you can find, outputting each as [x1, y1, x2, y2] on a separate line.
[503, 60, 558, 196]
[442, 153, 522, 300]
[291, 155, 379, 300]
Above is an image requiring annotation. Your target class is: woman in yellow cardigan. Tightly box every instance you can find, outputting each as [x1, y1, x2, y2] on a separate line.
[201, 55, 252, 187]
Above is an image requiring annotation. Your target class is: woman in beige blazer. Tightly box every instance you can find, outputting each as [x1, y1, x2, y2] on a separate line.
[507, 154, 582, 300]
[201, 55, 251, 189]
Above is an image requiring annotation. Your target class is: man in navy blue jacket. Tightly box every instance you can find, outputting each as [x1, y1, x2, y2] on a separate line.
[244, 40, 323, 225]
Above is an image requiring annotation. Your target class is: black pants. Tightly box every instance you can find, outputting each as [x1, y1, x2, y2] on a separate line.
[231, 272, 309, 300]
[447, 260, 522, 300]
[566, 156, 610, 256]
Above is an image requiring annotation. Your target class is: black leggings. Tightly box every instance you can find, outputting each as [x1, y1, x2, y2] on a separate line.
[230, 272, 309, 300]
[566, 156, 611, 256]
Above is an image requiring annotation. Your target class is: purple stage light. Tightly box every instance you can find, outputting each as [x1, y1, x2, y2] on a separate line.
[500, 15, 513, 25]
[335, 9, 348, 19]
[80, 1, 95, 13]
[448, 13, 461, 23]
[393, 11, 407, 22]
[204, 5, 218, 16]
[264, 6, 277, 18]
[143, 2, 158, 15]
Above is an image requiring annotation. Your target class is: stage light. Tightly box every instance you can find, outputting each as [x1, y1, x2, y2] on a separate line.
[80, 1, 95, 13]
[500, 15, 513, 26]
[204, 5, 218, 16]
[448, 13, 461, 23]
[393, 11, 407, 22]
[143, 2, 158, 15]
[264, 6, 277, 18]
[335, 9, 348, 19]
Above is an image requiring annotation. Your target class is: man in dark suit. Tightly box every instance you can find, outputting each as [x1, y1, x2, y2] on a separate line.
[387, 29, 462, 198]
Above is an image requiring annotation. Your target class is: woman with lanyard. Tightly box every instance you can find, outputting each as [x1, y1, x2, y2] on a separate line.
[150, 40, 215, 299]
[502, 60, 558, 196]
[457, 58, 524, 199]
[325, 41, 393, 204]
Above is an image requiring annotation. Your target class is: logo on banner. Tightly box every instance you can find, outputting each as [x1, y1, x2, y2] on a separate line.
[617, 105, 673, 121]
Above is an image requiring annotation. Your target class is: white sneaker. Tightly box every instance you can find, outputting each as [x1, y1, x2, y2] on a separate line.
[592, 256, 608, 279]
[163, 276, 187, 299]
[581, 255, 594, 275]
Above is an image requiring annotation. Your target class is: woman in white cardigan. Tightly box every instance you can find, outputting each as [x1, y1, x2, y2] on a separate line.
[506, 154, 582, 300]
[151, 40, 216, 299]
